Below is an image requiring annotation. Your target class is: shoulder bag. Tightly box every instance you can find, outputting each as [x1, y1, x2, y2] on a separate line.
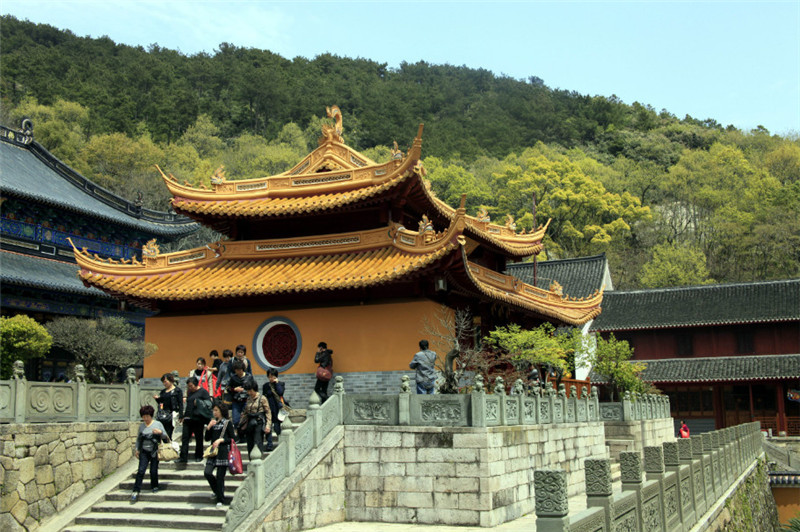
[158, 436, 179, 461]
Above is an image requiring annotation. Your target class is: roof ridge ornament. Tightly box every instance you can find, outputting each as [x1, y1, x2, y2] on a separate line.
[142, 239, 160, 258]
[321, 105, 344, 144]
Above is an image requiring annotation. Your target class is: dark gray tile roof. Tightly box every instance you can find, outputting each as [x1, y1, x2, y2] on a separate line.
[0, 249, 114, 298]
[591, 279, 800, 331]
[0, 133, 197, 238]
[506, 253, 609, 298]
[589, 354, 800, 383]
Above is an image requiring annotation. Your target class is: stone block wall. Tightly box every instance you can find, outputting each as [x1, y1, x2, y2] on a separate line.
[259, 435, 346, 532]
[604, 417, 675, 452]
[343, 422, 607, 527]
[0, 421, 137, 531]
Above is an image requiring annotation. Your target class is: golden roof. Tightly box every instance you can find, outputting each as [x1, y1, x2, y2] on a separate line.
[158, 109, 546, 258]
[71, 213, 601, 325]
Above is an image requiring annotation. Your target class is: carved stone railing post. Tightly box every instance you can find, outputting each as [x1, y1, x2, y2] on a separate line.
[282, 415, 296, 474]
[676, 438, 698, 526]
[645, 445, 669, 532]
[622, 391, 633, 421]
[308, 390, 321, 447]
[13, 360, 26, 423]
[690, 437, 708, 516]
[585, 458, 614, 532]
[126, 368, 139, 421]
[399, 375, 411, 426]
[620, 451, 645, 531]
[75, 364, 87, 422]
[333, 375, 345, 422]
[576, 386, 588, 422]
[471, 375, 486, 428]
[664, 441, 690, 529]
[494, 377, 507, 425]
[700, 433, 716, 506]
[534, 469, 570, 531]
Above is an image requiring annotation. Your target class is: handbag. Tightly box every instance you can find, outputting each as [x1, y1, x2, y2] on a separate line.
[203, 444, 218, 458]
[156, 407, 172, 424]
[316, 365, 332, 382]
[158, 437, 179, 461]
[228, 441, 243, 474]
[277, 407, 289, 422]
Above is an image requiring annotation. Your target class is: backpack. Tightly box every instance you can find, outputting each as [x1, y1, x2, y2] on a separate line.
[194, 396, 213, 421]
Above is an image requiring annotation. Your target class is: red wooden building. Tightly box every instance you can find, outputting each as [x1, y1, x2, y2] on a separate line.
[591, 280, 800, 435]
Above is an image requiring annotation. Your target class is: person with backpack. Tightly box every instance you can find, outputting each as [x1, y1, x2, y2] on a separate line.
[314, 342, 333, 403]
[188, 356, 219, 399]
[409, 339, 437, 394]
[227, 359, 255, 439]
[204, 403, 235, 507]
[215, 349, 234, 405]
[262, 369, 285, 452]
[240, 381, 271, 459]
[178, 376, 212, 463]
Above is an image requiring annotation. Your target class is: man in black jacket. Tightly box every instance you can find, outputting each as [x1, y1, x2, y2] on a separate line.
[178, 376, 211, 463]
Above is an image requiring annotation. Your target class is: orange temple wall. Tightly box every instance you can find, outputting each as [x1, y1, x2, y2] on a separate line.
[143, 299, 451, 378]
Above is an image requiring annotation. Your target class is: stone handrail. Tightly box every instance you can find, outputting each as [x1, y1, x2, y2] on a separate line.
[534, 422, 764, 532]
[598, 390, 672, 421]
[342, 377, 670, 427]
[0, 362, 161, 423]
[222, 380, 344, 532]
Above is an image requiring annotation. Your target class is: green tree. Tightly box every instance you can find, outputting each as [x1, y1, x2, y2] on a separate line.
[9, 97, 90, 161]
[0, 315, 53, 379]
[46, 317, 156, 383]
[486, 323, 581, 380]
[638, 242, 714, 288]
[589, 333, 647, 400]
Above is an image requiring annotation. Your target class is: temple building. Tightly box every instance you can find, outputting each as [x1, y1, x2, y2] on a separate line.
[590, 280, 800, 435]
[0, 121, 197, 380]
[73, 108, 603, 399]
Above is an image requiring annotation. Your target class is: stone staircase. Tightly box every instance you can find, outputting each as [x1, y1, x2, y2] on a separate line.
[606, 438, 636, 461]
[58, 414, 307, 532]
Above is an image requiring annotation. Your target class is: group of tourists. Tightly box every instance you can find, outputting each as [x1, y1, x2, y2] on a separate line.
[131, 338, 439, 507]
[132, 344, 291, 507]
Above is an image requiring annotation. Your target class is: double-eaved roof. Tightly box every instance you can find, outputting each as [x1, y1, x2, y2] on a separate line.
[591, 279, 800, 332]
[1, 249, 115, 298]
[0, 125, 197, 238]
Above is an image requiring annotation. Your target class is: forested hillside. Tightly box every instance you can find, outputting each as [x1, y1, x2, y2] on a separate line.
[2, 16, 798, 288]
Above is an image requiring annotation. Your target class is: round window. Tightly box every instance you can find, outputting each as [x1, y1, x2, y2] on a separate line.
[252, 317, 302, 372]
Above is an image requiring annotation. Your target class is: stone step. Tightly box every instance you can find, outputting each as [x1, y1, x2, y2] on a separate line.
[73, 512, 225, 530]
[64, 526, 199, 532]
[105, 489, 237, 504]
[118, 478, 244, 491]
[90, 500, 227, 517]
[159, 461, 250, 472]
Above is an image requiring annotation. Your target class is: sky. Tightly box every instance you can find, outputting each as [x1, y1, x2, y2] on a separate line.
[1, 0, 799, 135]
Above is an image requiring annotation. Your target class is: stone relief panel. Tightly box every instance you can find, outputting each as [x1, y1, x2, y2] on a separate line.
[642, 496, 662, 532]
[553, 398, 564, 423]
[226, 474, 255, 531]
[485, 396, 500, 426]
[0, 382, 14, 420]
[539, 398, 551, 424]
[26, 383, 76, 419]
[644, 446, 664, 473]
[614, 510, 638, 532]
[600, 403, 622, 421]
[571, 509, 607, 532]
[343, 395, 399, 425]
[577, 400, 587, 422]
[522, 397, 537, 424]
[504, 397, 520, 424]
[87, 385, 128, 420]
[294, 421, 314, 463]
[264, 444, 288, 494]
[417, 398, 468, 426]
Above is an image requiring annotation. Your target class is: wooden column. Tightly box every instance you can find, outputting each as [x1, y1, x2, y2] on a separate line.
[748, 384, 755, 421]
[776, 381, 787, 435]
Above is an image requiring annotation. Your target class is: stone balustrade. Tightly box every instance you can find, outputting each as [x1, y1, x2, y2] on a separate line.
[341, 377, 670, 428]
[0, 363, 161, 424]
[534, 422, 764, 532]
[222, 380, 345, 532]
